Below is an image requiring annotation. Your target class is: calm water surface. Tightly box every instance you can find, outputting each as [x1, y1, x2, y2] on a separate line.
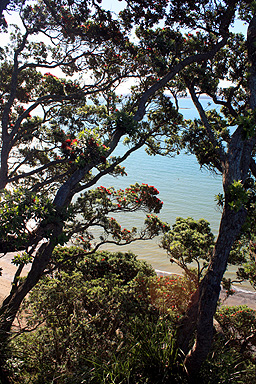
[91, 98, 251, 290]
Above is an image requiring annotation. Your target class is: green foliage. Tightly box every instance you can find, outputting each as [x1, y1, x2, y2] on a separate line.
[51, 246, 155, 280]
[182, 110, 229, 170]
[200, 306, 256, 383]
[237, 257, 256, 291]
[136, 273, 197, 314]
[5, 247, 256, 384]
[161, 217, 215, 283]
[216, 305, 256, 343]
[228, 180, 250, 212]
[2, 0, 256, 381]
[107, 110, 139, 135]
[236, 109, 256, 139]
[215, 192, 224, 209]
[69, 183, 166, 249]
[201, 337, 256, 384]
[216, 177, 256, 215]
[89, 318, 185, 384]
[12, 252, 32, 266]
[7, 248, 187, 383]
[0, 188, 66, 251]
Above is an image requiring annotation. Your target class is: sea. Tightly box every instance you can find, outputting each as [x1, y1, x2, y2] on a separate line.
[88, 97, 254, 291]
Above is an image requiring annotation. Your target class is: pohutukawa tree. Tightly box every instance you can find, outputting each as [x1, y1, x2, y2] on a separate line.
[0, 0, 254, 381]
[174, 3, 256, 378]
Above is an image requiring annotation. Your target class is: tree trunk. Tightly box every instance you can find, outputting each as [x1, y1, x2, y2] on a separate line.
[0, 366, 11, 384]
[0, 224, 63, 381]
[181, 14, 256, 376]
[182, 204, 247, 381]
[177, 287, 200, 355]
[0, 228, 61, 340]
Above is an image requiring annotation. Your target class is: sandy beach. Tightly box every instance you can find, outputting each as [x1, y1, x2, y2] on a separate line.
[1, 253, 256, 309]
[156, 269, 256, 310]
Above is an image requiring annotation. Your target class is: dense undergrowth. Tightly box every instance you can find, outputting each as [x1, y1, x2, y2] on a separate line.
[4, 247, 256, 383]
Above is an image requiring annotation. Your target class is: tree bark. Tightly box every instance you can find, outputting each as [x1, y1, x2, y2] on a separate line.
[178, 13, 256, 379]
[0, 0, 10, 18]
[183, 204, 247, 381]
[178, 127, 256, 381]
[0, 224, 63, 344]
[180, 130, 254, 379]
[0, 223, 63, 381]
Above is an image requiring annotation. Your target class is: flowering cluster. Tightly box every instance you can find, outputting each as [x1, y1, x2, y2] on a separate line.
[96, 183, 163, 214]
[61, 138, 78, 156]
[59, 7, 125, 46]
[59, 138, 80, 165]
[122, 183, 163, 212]
[107, 217, 135, 242]
[16, 105, 31, 118]
[94, 183, 163, 214]
[42, 73, 80, 96]
[60, 136, 109, 167]
[76, 235, 91, 250]
[145, 214, 169, 237]
[216, 305, 256, 339]
[86, 137, 108, 164]
[134, 274, 197, 315]
[74, 183, 166, 248]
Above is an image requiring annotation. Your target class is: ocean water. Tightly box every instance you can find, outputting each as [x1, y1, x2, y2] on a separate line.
[97, 97, 222, 229]
[88, 97, 253, 291]
[91, 99, 222, 268]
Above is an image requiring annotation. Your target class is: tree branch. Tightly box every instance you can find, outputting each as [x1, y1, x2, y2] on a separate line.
[8, 158, 67, 184]
[73, 138, 146, 195]
[250, 157, 256, 178]
[134, 36, 229, 122]
[187, 81, 226, 172]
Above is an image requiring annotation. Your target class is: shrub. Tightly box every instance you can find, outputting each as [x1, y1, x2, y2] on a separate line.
[7, 248, 186, 383]
[136, 273, 197, 314]
[215, 305, 256, 342]
[200, 305, 256, 383]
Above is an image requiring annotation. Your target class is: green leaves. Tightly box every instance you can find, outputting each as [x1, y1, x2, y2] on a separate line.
[161, 217, 215, 282]
[70, 183, 166, 248]
[228, 180, 249, 212]
[0, 187, 69, 252]
[236, 109, 256, 139]
[12, 252, 32, 266]
[7, 248, 187, 383]
[110, 110, 139, 135]
[216, 305, 256, 343]
[182, 110, 229, 170]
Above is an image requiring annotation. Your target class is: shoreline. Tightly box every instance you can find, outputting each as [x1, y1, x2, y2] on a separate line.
[1, 256, 256, 310]
[155, 269, 256, 310]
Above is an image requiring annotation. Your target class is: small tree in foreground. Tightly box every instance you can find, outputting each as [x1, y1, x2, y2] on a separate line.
[161, 217, 215, 285]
